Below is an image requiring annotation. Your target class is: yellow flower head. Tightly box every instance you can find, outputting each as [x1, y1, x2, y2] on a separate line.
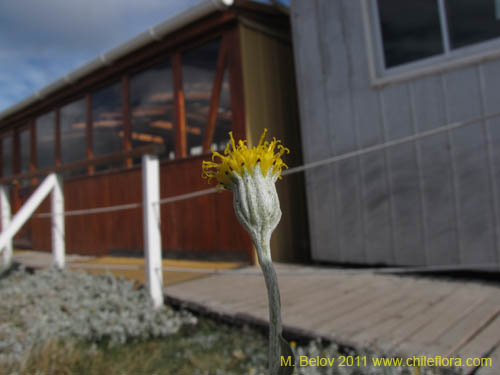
[202, 129, 289, 191]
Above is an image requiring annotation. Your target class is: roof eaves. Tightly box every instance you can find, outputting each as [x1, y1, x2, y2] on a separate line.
[0, 0, 235, 124]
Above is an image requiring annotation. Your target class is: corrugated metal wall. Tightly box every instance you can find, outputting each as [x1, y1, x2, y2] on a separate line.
[290, 0, 500, 269]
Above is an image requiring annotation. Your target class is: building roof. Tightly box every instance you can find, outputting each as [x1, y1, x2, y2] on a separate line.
[0, 0, 284, 124]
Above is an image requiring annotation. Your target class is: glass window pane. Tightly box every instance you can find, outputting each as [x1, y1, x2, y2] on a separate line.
[210, 71, 232, 152]
[130, 61, 175, 164]
[446, 0, 500, 49]
[19, 127, 30, 174]
[61, 99, 86, 164]
[182, 39, 220, 156]
[19, 128, 30, 187]
[92, 82, 123, 171]
[2, 135, 12, 177]
[377, 0, 444, 67]
[60, 99, 86, 177]
[36, 112, 55, 169]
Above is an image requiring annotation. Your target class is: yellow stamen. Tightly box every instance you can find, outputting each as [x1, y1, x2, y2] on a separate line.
[202, 129, 290, 191]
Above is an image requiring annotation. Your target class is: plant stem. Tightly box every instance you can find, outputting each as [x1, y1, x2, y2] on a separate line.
[255, 236, 294, 375]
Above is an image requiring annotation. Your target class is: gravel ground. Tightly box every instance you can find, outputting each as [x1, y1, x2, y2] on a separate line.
[0, 266, 462, 375]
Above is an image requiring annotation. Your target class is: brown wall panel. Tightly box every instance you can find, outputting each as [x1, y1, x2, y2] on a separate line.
[239, 24, 309, 262]
[30, 155, 252, 260]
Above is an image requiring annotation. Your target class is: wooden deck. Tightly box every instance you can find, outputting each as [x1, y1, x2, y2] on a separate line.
[11, 252, 499, 373]
[11, 250, 242, 286]
[165, 264, 500, 374]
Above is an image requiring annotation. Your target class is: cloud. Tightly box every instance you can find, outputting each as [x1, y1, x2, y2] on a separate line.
[0, 0, 200, 52]
[0, 0, 200, 112]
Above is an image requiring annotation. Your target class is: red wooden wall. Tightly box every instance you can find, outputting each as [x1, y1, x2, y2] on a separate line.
[30, 155, 252, 259]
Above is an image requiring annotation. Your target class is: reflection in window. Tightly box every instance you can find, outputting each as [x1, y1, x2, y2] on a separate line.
[446, 0, 500, 49]
[61, 99, 86, 163]
[182, 39, 220, 156]
[130, 61, 175, 164]
[19, 127, 30, 174]
[377, 0, 443, 67]
[19, 128, 30, 187]
[92, 83, 123, 171]
[60, 99, 86, 176]
[210, 71, 232, 152]
[2, 135, 12, 177]
[36, 112, 55, 170]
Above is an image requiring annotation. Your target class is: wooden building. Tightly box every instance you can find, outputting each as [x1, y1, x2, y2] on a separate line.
[0, 0, 308, 263]
[291, 0, 500, 270]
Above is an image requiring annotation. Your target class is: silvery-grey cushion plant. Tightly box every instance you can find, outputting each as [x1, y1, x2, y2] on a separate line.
[0, 267, 460, 374]
[0, 266, 196, 364]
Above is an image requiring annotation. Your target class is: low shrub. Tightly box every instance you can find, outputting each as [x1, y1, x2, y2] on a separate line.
[0, 266, 196, 364]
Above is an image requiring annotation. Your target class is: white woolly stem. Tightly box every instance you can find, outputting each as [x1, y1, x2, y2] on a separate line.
[255, 236, 283, 374]
[231, 166, 294, 374]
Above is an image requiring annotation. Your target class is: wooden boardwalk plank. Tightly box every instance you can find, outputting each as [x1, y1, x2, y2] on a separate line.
[349, 279, 457, 349]
[316, 277, 424, 336]
[168, 274, 261, 302]
[281, 274, 373, 319]
[456, 314, 500, 373]
[240, 275, 367, 322]
[304, 276, 400, 330]
[419, 294, 500, 357]
[477, 343, 500, 375]
[395, 285, 493, 356]
[228, 274, 342, 311]
[164, 264, 500, 372]
[336, 277, 435, 337]
[380, 285, 465, 353]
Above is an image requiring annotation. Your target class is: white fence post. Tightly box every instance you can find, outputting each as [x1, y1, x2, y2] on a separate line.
[51, 174, 65, 269]
[142, 153, 163, 308]
[0, 186, 12, 268]
[0, 174, 56, 252]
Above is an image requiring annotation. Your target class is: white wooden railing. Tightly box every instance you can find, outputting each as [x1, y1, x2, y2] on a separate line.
[0, 150, 164, 308]
[0, 173, 65, 268]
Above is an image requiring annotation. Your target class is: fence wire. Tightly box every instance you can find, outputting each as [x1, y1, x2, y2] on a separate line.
[16, 258, 500, 275]
[30, 109, 500, 219]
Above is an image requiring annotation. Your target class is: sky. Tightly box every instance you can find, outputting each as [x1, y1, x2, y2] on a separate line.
[0, 0, 238, 113]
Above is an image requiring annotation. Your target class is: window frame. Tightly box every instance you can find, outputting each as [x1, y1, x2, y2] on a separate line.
[0, 131, 14, 178]
[180, 36, 230, 157]
[0, 22, 245, 182]
[128, 58, 177, 164]
[363, 0, 500, 86]
[17, 124, 31, 175]
[35, 111, 56, 171]
[59, 97, 88, 166]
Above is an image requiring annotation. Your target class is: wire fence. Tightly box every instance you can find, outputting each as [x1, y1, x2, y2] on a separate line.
[15, 109, 500, 274]
[30, 108, 500, 219]
[16, 256, 500, 275]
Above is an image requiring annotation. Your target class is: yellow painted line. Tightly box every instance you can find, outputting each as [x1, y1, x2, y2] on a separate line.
[79, 256, 242, 270]
[13, 249, 245, 286]
[67, 265, 208, 287]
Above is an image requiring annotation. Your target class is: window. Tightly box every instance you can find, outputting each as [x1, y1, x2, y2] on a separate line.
[210, 71, 232, 152]
[60, 99, 86, 164]
[60, 99, 86, 176]
[377, 0, 443, 67]
[2, 135, 12, 177]
[36, 112, 56, 169]
[19, 127, 31, 187]
[182, 40, 220, 156]
[130, 61, 175, 164]
[375, 0, 500, 69]
[92, 82, 123, 171]
[19, 127, 30, 174]
[446, 0, 500, 49]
